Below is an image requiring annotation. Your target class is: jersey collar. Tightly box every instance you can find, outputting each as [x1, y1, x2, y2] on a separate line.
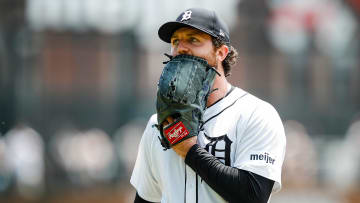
[203, 86, 247, 122]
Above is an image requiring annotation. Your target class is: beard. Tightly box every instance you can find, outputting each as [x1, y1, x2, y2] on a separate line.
[203, 49, 217, 69]
[172, 47, 218, 70]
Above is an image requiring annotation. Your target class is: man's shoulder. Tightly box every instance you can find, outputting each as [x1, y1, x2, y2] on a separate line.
[148, 113, 158, 125]
[232, 87, 277, 113]
[230, 87, 282, 127]
[141, 114, 159, 142]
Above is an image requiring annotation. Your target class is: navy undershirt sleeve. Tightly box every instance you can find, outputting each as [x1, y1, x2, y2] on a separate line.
[185, 144, 275, 203]
[134, 192, 157, 203]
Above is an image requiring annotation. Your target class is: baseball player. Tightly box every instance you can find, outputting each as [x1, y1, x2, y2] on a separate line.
[131, 8, 286, 203]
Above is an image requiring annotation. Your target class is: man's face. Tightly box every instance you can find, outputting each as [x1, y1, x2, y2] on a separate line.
[170, 27, 217, 67]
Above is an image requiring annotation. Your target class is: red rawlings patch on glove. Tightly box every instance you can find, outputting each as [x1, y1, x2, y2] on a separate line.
[164, 121, 189, 145]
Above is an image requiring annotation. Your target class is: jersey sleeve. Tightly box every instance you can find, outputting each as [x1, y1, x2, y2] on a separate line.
[130, 114, 162, 202]
[234, 101, 286, 193]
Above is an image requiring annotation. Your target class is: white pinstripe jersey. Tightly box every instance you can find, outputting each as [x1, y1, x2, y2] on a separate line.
[131, 86, 286, 202]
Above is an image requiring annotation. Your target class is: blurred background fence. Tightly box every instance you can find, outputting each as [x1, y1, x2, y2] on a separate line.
[0, 0, 360, 202]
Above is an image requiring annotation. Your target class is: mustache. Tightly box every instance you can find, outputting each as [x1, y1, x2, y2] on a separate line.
[163, 53, 222, 76]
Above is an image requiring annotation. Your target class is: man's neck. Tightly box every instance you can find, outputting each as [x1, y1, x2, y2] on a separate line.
[206, 77, 229, 107]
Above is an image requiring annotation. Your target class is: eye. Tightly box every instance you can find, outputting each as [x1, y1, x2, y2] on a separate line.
[190, 37, 199, 43]
[171, 39, 179, 46]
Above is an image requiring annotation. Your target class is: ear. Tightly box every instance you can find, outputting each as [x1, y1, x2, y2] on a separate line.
[216, 45, 229, 63]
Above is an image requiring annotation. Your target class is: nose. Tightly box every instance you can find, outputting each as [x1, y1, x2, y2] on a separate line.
[172, 40, 190, 56]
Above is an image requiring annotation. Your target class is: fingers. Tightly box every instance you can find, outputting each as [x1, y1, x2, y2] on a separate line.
[163, 120, 169, 128]
[172, 136, 197, 159]
[166, 116, 175, 123]
[162, 116, 175, 128]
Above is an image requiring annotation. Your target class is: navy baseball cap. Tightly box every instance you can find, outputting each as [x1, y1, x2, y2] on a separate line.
[158, 8, 230, 46]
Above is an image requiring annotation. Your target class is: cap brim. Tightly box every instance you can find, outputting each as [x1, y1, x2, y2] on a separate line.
[158, 21, 218, 44]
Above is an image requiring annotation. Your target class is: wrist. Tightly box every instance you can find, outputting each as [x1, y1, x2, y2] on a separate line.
[184, 143, 200, 164]
[172, 137, 197, 159]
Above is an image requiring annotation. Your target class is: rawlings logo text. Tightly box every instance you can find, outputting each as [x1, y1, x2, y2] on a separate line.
[164, 121, 189, 145]
[168, 126, 183, 139]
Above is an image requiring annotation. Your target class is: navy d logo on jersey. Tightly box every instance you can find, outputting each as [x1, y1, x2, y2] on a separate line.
[203, 133, 232, 166]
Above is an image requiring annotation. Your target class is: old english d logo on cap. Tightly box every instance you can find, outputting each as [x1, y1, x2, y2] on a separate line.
[158, 8, 230, 45]
[180, 10, 192, 21]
